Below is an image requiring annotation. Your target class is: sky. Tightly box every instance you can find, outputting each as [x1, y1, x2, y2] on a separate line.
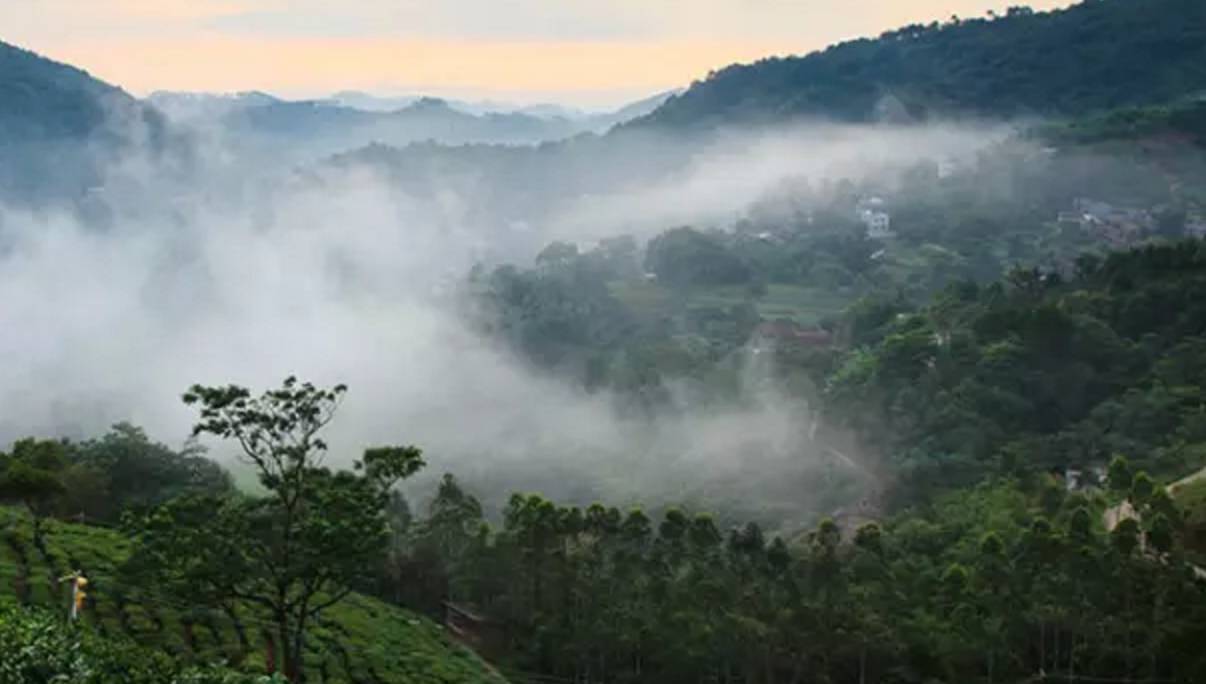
[5, 0, 1073, 109]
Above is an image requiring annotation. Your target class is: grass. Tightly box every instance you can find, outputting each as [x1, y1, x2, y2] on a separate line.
[0, 506, 506, 683]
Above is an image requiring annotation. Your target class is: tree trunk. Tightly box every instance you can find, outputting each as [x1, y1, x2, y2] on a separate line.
[277, 612, 302, 682]
[292, 616, 308, 683]
[1039, 622, 1046, 674]
[263, 629, 277, 676]
[1053, 627, 1060, 678]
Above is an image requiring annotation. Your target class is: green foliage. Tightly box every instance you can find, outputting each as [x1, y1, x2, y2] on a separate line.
[1038, 99, 1206, 148]
[0, 426, 233, 530]
[645, 227, 752, 288]
[0, 507, 504, 683]
[398, 478, 1206, 684]
[0, 603, 281, 684]
[642, 0, 1206, 128]
[0, 439, 69, 540]
[73, 423, 234, 522]
[826, 241, 1206, 494]
[131, 378, 427, 682]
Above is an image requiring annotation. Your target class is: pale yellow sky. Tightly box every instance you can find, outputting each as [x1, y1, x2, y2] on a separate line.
[4, 0, 1074, 107]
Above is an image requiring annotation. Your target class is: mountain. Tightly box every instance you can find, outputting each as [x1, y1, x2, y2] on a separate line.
[323, 90, 421, 112]
[148, 89, 680, 165]
[582, 89, 680, 131]
[146, 90, 282, 121]
[0, 40, 158, 142]
[0, 40, 168, 203]
[637, 0, 1206, 129]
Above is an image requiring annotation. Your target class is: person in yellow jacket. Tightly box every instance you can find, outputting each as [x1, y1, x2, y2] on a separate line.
[58, 571, 87, 621]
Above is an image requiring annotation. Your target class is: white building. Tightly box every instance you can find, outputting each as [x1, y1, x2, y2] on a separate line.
[859, 209, 894, 239]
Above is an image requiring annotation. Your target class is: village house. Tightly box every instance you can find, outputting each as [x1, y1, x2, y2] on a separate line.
[1057, 464, 1106, 492]
[1058, 198, 1154, 249]
[752, 320, 833, 352]
[855, 196, 894, 239]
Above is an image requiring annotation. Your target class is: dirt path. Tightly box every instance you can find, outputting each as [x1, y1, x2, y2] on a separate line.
[1103, 465, 1206, 580]
[1104, 464, 1206, 532]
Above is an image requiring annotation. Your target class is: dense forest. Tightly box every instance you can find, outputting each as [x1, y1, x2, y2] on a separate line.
[383, 241, 1206, 684]
[639, 0, 1206, 128]
[9, 243, 1206, 683]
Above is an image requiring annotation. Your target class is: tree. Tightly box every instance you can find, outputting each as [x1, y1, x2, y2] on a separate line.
[127, 377, 425, 682]
[0, 438, 68, 542]
[536, 241, 579, 268]
[73, 422, 232, 522]
[644, 227, 751, 289]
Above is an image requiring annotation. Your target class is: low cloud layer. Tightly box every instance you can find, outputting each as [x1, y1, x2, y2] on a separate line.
[0, 119, 1005, 521]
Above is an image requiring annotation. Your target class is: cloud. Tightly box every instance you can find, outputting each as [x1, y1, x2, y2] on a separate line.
[0, 107, 1011, 522]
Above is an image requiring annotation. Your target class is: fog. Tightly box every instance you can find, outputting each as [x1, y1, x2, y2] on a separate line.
[0, 116, 1008, 521]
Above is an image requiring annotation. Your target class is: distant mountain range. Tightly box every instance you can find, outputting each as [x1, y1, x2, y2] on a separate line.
[4, 0, 1206, 205]
[320, 90, 678, 124]
[147, 89, 679, 149]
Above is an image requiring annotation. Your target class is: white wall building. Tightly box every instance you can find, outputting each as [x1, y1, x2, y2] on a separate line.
[859, 209, 894, 239]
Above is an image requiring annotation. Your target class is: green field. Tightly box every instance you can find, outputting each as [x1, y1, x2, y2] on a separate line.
[610, 280, 853, 326]
[0, 507, 505, 684]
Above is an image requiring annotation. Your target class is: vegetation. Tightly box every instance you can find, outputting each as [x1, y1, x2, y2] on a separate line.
[0, 424, 233, 530]
[392, 241, 1206, 684]
[0, 40, 167, 204]
[826, 242, 1206, 497]
[126, 378, 428, 682]
[639, 0, 1206, 128]
[0, 601, 280, 684]
[1036, 98, 1206, 148]
[471, 130, 1205, 411]
[0, 506, 501, 683]
[8, 2, 1206, 682]
[0, 381, 502, 683]
[391, 472, 1206, 684]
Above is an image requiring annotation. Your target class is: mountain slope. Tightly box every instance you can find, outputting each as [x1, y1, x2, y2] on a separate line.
[0, 506, 505, 683]
[0, 40, 167, 204]
[0, 40, 153, 142]
[638, 0, 1206, 128]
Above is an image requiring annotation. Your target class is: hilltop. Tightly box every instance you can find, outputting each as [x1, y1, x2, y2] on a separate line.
[637, 0, 1206, 128]
[0, 40, 169, 204]
[0, 40, 153, 142]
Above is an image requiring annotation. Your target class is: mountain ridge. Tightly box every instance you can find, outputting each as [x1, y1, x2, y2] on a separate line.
[634, 0, 1206, 129]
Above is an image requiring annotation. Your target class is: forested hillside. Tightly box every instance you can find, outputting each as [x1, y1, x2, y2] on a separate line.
[0, 40, 151, 142]
[639, 0, 1206, 128]
[0, 40, 168, 204]
[402, 241, 1206, 684]
[8, 1, 1206, 682]
[827, 242, 1206, 496]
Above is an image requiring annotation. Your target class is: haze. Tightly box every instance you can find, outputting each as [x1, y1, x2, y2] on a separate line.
[6, 0, 1073, 107]
[0, 117, 1002, 522]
